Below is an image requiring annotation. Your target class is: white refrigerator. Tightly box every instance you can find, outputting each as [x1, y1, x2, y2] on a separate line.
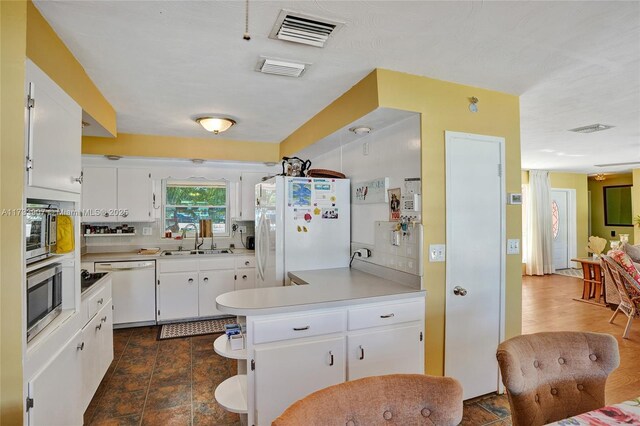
[255, 176, 350, 287]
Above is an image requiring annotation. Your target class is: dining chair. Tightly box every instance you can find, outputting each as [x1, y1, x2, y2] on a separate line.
[272, 374, 463, 426]
[496, 331, 619, 426]
[601, 254, 640, 338]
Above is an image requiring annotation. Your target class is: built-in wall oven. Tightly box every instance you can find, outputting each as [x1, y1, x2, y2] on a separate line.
[25, 202, 58, 264]
[27, 263, 63, 342]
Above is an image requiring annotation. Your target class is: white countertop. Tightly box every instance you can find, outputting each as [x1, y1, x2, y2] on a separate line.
[216, 268, 425, 316]
[82, 248, 255, 262]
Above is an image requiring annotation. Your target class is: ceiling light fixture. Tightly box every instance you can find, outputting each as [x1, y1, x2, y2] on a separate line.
[569, 124, 614, 134]
[594, 174, 606, 181]
[349, 126, 372, 135]
[196, 117, 236, 134]
[104, 155, 122, 161]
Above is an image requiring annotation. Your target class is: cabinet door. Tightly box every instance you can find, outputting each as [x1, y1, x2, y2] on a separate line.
[26, 60, 82, 194]
[82, 167, 118, 222]
[28, 331, 83, 426]
[117, 168, 152, 222]
[98, 302, 114, 382]
[199, 270, 235, 317]
[240, 172, 265, 221]
[347, 323, 424, 381]
[81, 311, 103, 411]
[158, 272, 199, 321]
[254, 336, 345, 425]
[235, 269, 256, 290]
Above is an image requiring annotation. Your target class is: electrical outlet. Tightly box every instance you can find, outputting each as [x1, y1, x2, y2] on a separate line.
[507, 239, 520, 255]
[238, 226, 247, 234]
[429, 244, 445, 262]
[142, 227, 153, 236]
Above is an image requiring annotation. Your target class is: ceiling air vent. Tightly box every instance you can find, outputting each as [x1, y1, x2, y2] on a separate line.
[256, 58, 308, 77]
[269, 9, 344, 48]
[569, 124, 614, 133]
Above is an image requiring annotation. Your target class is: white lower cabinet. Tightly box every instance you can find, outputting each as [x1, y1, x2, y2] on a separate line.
[199, 270, 235, 317]
[158, 272, 199, 321]
[27, 331, 84, 426]
[254, 336, 346, 425]
[347, 323, 423, 380]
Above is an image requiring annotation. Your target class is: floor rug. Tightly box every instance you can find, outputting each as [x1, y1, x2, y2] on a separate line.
[554, 268, 583, 278]
[158, 317, 236, 340]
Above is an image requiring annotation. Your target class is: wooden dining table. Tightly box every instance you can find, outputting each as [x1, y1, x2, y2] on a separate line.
[546, 397, 640, 425]
[571, 257, 606, 304]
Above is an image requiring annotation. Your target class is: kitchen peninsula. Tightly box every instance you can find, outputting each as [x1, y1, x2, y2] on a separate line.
[215, 266, 426, 426]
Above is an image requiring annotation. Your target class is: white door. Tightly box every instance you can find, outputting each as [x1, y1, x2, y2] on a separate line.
[254, 336, 345, 425]
[445, 132, 504, 400]
[347, 323, 423, 380]
[198, 270, 235, 317]
[157, 272, 199, 321]
[82, 167, 118, 222]
[117, 168, 152, 222]
[26, 60, 82, 194]
[551, 190, 569, 269]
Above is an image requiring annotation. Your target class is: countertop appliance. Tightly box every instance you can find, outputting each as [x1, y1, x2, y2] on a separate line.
[80, 270, 108, 293]
[27, 263, 62, 342]
[95, 260, 156, 327]
[246, 235, 255, 250]
[25, 202, 58, 264]
[255, 176, 350, 287]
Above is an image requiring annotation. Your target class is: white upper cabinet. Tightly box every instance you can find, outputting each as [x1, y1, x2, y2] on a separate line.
[26, 60, 82, 194]
[81, 167, 152, 222]
[237, 172, 264, 221]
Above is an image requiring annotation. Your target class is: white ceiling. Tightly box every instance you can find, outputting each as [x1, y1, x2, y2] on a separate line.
[35, 1, 640, 173]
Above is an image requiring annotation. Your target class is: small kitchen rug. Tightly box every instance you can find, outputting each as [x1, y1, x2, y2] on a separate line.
[554, 268, 583, 279]
[158, 317, 236, 340]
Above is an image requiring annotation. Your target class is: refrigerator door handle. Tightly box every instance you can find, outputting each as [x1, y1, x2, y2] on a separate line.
[263, 217, 270, 283]
[256, 213, 266, 281]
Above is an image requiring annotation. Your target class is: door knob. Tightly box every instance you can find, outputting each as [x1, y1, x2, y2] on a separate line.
[453, 286, 468, 296]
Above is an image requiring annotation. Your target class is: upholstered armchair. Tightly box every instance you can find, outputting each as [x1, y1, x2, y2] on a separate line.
[497, 332, 619, 426]
[272, 374, 463, 426]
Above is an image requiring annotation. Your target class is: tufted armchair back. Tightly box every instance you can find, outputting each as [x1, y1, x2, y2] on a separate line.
[497, 332, 619, 426]
[271, 374, 463, 426]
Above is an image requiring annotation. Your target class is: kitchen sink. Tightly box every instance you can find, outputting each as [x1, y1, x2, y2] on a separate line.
[161, 249, 232, 256]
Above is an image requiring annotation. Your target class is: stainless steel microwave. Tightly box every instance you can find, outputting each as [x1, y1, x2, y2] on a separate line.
[25, 203, 58, 264]
[27, 263, 63, 342]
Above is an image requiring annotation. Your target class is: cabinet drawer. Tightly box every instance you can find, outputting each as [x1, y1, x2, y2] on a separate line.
[236, 256, 256, 269]
[348, 299, 424, 330]
[254, 310, 346, 345]
[199, 257, 235, 271]
[158, 259, 198, 273]
[86, 285, 109, 321]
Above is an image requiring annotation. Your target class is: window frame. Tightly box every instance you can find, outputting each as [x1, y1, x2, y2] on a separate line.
[162, 178, 230, 238]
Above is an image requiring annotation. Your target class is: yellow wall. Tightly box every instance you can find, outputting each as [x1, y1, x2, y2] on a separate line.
[26, 1, 116, 136]
[283, 68, 522, 375]
[83, 133, 280, 163]
[633, 169, 640, 243]
[589, 173, 634, 246]
[1, 1, 27, 423]
[549, 172, 589, 258]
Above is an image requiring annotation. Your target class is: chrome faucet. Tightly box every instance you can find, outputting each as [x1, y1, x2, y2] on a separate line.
[182, 223, 199, 251]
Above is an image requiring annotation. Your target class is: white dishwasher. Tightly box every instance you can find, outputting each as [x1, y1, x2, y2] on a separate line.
[95, 260, 156, 327]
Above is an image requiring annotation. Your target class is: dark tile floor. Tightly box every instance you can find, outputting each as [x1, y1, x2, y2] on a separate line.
[85, 326, 510, 425]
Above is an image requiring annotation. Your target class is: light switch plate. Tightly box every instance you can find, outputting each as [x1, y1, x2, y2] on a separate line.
[429, 244, 445, 262]
[507, 239, 520, 255]
[142, 227, 153, 236]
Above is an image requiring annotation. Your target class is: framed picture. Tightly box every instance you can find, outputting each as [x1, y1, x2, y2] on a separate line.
[388, 188, 401, 221]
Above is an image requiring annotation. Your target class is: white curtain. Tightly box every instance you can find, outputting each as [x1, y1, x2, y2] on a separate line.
[526, 170, 555, 275]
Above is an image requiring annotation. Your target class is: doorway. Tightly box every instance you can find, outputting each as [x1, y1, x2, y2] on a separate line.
[550, 188, 577, 270]
[444, 131, 505, 400]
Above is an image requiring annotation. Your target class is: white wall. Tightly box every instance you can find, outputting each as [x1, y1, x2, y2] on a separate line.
[81, 156, 278, 251]
[310, 115, 421, 246]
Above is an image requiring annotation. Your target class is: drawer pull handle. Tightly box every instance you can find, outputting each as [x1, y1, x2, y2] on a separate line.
[188, 278, 194, 283]
[242, 275, 247, 280]
[329, 351, 334, 366]
[245, 261, 250, 266]
[77, 342, 85, 351]
[204, 277, 209, 282]
[101, 316, 107, 323]
[96, 323, 102, 331]
[293, 326, 310, 331]
[359, 345, 365, 360]
[380, 313, 394, 319]
[98, 298, 104, 305]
